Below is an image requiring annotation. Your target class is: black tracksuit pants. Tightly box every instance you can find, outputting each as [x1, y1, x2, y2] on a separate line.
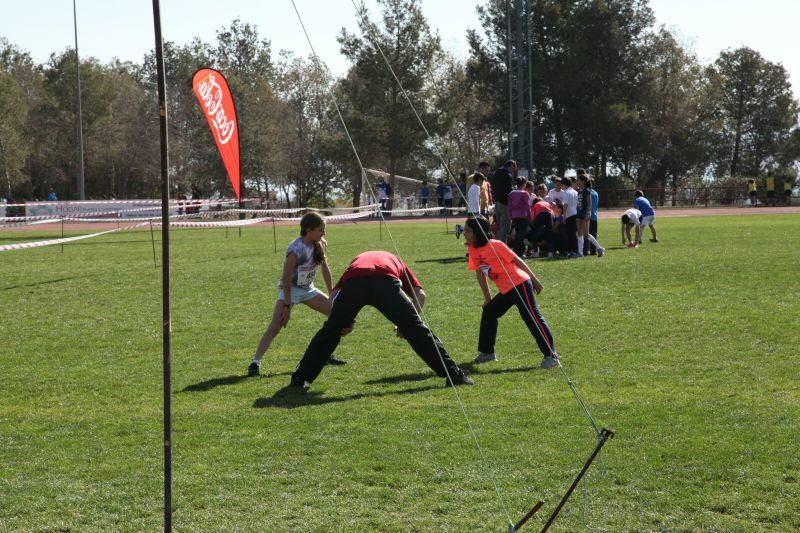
[530, 212, 554, 254]
[512, 218, 529, 256]
[292, 276, 465, 384]
[478, 279, 556, 359]
[565, 215, 578, 253]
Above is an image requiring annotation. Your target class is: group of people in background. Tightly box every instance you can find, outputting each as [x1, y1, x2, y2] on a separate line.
[747, 176, 796, 207]
[465, 162, 605, 259]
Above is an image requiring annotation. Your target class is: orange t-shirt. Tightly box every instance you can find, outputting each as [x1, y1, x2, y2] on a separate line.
[467, 239, 529, 294]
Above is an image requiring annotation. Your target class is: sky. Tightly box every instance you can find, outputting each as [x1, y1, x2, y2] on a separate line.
[1, 0, 799, 100]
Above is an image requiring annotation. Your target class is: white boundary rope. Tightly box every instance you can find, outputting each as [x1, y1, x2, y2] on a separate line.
[0, 222, 150, 252]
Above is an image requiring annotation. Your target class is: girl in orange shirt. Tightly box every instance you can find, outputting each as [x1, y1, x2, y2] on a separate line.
[464, 216, 559, 369]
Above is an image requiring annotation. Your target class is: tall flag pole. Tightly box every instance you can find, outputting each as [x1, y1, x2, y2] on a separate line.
[72, 0, 85, 200]
[150, 1, 173, 531]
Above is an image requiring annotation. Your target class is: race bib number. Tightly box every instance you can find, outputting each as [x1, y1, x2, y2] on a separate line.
[296, 265, 316, 287]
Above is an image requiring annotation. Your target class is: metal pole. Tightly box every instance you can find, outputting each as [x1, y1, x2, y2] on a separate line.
[61, 218, 64, 253]
[540, 428, 615, 532]
[72, 0, 86, 200]
[527, 0, 534, 177]
[150, 1, 173, 530]
[506, 0, 513, 160]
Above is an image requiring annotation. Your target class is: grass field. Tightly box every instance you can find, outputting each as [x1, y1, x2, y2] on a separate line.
[1, 214, 799, 531]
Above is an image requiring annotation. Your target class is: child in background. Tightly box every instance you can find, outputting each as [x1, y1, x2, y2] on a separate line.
[621, 207, 643, 247]
[420, 181, 430, 212]
[632, 190, 658, 244]
[747, 179, 757, 207]
[248, 212, 345, 376]
[576, 175, 605, 257]
[467, 173, 485, 215]
[464, 216, 559, 369]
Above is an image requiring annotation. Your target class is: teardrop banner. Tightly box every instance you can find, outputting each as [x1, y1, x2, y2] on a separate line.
[192, 68, 241, 199]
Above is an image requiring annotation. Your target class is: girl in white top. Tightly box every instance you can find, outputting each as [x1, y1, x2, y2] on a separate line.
[468, 172, 485, 214]
[249, 212, 342, 376]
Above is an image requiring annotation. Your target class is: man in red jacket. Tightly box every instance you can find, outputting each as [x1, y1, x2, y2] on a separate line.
[290, 251, 473, 389]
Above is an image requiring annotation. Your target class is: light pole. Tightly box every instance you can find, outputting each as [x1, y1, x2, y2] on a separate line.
[73, 0, 85, 200]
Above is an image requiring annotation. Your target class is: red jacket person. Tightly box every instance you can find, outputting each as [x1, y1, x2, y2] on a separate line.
[290, 251, 473, 389]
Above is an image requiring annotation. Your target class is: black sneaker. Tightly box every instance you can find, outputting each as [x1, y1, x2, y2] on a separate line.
[289, 376, 310, 390]
[445, 373, 474, 387]
[326, 356, 347, 366]
[650, 238, 658, 243]
[247, 361, 260, 377]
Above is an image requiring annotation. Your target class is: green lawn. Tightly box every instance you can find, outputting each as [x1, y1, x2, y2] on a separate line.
[1, 214, 798, 531]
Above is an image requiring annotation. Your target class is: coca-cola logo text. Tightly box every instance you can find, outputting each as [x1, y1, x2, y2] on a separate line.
[197, 74, 236, 145]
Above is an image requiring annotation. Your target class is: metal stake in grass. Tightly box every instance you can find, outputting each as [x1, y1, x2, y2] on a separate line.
[272, 217, 277, 253]
[507, 500, 544, 531]
[540, 427, 615, 532]
[150, 221, 157, 268]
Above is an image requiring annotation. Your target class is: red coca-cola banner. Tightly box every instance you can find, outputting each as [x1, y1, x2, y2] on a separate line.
[192, 68, 241, 199]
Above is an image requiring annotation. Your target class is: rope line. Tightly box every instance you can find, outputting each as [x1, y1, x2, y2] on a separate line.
[289, 0, 513, 525]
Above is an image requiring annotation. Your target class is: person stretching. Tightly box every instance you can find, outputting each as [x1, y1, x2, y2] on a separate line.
[464, 216, 559, 369]
[290, 251, 473, 389]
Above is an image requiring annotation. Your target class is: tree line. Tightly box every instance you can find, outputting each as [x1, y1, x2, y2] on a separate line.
[1, 0, 798, 207]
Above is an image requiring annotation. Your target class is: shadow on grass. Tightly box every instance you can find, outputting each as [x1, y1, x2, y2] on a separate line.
[181, 374, 251, 392]
[459, 362, 539, 375]
[415, 256, 467, 264]
[363, 372, 439, 385]
[3, 274, 94, 290]
[180, 370, 295, 392]
[253, 383, 441, 409]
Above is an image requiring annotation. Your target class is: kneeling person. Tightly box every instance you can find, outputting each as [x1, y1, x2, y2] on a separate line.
[291, 251, 473, 389]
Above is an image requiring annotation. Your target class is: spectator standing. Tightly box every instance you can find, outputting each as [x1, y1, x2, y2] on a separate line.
[560, 177, 579, 257]
[784, 178, 794, 205]
[477, 161, 492, 215]
[490, 160, 517, 244]
[766, 175, 776, 206]
[747, 179, 757, 207]
[457, 171, 468, 209]
[585, 178, 600, 255]
[420, 181, 430, 212]
[376, 176, 392, 214]
[436, 179, 446, 212]
[467, 173, 485, 215]
[443, 180, 454, 210]
[508, 177, 532, 257]
[576, 174, 604, 257]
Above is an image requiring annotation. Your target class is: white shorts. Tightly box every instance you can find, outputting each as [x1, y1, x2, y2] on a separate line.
[278, 285, 324, 305]
[641, 215, 655, 226]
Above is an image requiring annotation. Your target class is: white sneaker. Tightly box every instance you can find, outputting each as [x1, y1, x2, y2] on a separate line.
[540, 355, 559, 369]
[474, 352, 497, 364]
